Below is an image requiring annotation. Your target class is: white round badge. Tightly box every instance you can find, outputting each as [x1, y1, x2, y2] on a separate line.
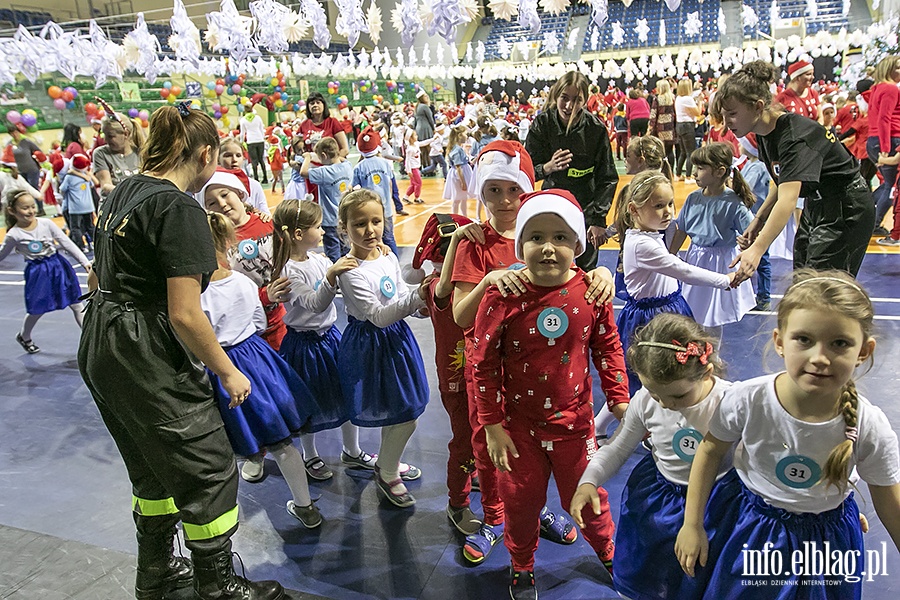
[536, 307, 568, 339]
[672, 428, 703, 462]
[775, 455, 821, 489]
[380, 275, 396, 299]
[238, 239, 259, 260]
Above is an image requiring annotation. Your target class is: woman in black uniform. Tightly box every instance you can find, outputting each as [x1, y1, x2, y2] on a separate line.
[78, 104, 284, 600]
[525, 71, 620, 270]
[716, 61, 875, 283]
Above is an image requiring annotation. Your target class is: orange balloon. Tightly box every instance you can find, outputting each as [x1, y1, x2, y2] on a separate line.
[47, 85, 62, 99]
[170, 86, 182, 97]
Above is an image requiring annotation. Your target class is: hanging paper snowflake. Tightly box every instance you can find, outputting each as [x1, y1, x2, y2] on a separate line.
[542, 31, 560, 54]
[169, 0, 202, 66]
[476, 40, 486, 63]
[741, 5, 758, 30]
[206, 0, 257, 62]
[37, 22, 77, 81]
[684, 12, 701, 38]
[718, 7, 727, 35]
[589, 27, 599, 51]
[659, 21, 666, 47]
[123, 13, 163, 83]
[770, 0, 778, 25]
[519, 0, 541, 34]
[283, 11, 310, 42]
[664, 0, 680, 12]
[611, 21, 625, 46]
[428, 0, 470, 44]
[567, 27, 581, 50]
[488, 0, 519, 21]
[591, 0, 609, 28]
[301, 0, 331, 50]
[335, 0, 368, 48]
[203, 22, 221, 50]
[9, 26, 46, 83]
[807, 0, 818, 19]
[391, 0, 423, 47]
[367, 1, 383, 44]
[634, 18, 650, 44]
[539, 0, 569, 15]
[85, 20, 123, 87]
[498, 37, 511, 58]
[460, 0, 482, 21]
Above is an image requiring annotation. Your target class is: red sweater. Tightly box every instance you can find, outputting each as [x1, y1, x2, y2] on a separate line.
[867, 82, 900, 153]
[625, 97, 651, 121]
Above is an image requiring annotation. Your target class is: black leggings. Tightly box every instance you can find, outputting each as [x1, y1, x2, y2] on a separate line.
[675, 122, 697, 177]
[629, 118, 649, 138]
[247, 142, 267, 182]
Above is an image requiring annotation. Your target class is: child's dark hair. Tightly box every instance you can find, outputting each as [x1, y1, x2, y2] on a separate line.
[271, 198, 323, 283]
[476, 115, 498, 138]
[777, 269, 875, 493]
[627, 313, 723, 383]
[4, 188, 31, 229]
[314, 137, 339, 159]
[142, 105, 219, 174]
[339, 188, 383, 228]
[627, 135, 674, 181]
[207, 211, 236, 256]
[617, 103, 625, 111]
[690, 143, 756, 209]
[715, 60, 778, 112]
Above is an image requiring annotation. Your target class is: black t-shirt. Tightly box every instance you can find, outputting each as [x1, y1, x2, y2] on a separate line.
[758, 112, 859, 197]
[95, 175, 217, 304]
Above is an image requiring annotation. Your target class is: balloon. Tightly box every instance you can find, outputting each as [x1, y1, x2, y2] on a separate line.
[97, 110, 105, 118]
[232, 84, 241, 94]
[47, 86, 62, 99]
[212, 102, 221, 111]
[170, 86, 182, 97]
[270, 77, 279, 87]
[214, 111, 222, 119]
[215, 84, 224, 95]
[27, 124, 38, 132]
[206, 81, 216, 90]
[64, 87, 78, 98]
[128, 108, 139, 118]
[191, 99, 202, 109]
[160, 88, 170, 98]
[167, 94, 177, 104]
[237, 104, 245, 113]
[222, 115, 230, 127]
[139, 110, 150, 120]
[84, 102, 98, 114]
[221, 106, 228, 114]
[54, 98, 66, 110]
[237, 75, 245, 85]
[216, 78, 225, 86]
[240, 88, 247, 97]
[163, 81, 172, 89]
[274, 100, 283, 108]
[61, 90, 74, 102]
[21, 114, 37, 127]
[6, 111, 21, 124]
[22, 109, 36, 118]
[274, 86, 282, 93]
[281, 92, 288, 101]
[141, 119, 149, 128]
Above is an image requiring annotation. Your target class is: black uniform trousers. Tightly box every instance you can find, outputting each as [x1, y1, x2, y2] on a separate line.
[794, 174, 874, 277]
[78, 298, 239, 555]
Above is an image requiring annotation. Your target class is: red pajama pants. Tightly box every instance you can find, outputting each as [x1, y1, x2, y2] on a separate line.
[466, 369, 505, 525]
[499, 426, 614, 571]
[440, 386, 476, 508]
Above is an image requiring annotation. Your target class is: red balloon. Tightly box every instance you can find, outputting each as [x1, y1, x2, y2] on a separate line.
[216, 78, 225, 86]
[221, 106, 229, 114]
[160, 88, 170, 98]
[61, 90, 74, 102]
[237, 75, 246, 85]
[84, 102, 98, 114]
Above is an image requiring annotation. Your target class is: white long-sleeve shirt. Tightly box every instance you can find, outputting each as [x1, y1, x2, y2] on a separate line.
[240, 114, 266, 144]
[0, 218, 89, 268]
[281, 253, 339, 335]
[338, 253, 425, 328]
[623, 229, 730, 300]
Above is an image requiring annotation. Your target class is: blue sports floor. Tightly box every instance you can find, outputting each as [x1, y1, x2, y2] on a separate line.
[0, 245, 898, 599]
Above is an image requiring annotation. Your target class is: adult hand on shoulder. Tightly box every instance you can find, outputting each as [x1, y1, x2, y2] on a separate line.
[222, 369, 252, 409]
[570, 483, 602, 529]
[588, 225, 610, 248]
[493, 268, 530, 297]
[583, 266, 614, 304]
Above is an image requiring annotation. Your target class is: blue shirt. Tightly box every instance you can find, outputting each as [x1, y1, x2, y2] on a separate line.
[740, 160, 772, 215]
[470, 135, 497, 159]
[448, 145, 468, 167]
[59, 171, 95, 215]
[352, 156, 396, 218]
[675, 188, 753, 248]
[307, 161, 353, 227]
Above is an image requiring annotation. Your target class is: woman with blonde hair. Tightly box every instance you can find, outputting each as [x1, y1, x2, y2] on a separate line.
[674, 78, 700, 183]
[649, 79, 676, 167]
[866, 54, 900, 245]
[93, 113, 145, 198]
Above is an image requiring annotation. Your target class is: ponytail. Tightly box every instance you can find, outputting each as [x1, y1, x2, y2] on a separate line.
[271, 198, 323, 285]
[729, 167, 756, 209]
[142, 105, 219, 174]
[207, 212, 236, 255]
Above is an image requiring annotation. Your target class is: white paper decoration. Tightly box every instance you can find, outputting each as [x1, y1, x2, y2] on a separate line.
[684, 12, 701, 38]
[488, 0, 519, 21]
[634, 18, 650, 44]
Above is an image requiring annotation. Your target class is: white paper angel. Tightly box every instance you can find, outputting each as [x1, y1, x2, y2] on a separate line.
[634, 18, 649, 44]
[659, 22, 666, 47]
[611, 21, 625, 46]
[718, 8, 727, 35]
[567, 27, 581, 51]
[684, 12, 702, 38]
[476, 40, 486, 64]
[589, 27, 599, 51]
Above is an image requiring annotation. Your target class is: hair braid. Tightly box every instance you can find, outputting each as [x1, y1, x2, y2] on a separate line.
[822, 380, 859, 493]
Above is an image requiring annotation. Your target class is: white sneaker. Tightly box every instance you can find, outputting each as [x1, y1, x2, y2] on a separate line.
[240, 457, 265, 482]
[684, 178, 696, 185]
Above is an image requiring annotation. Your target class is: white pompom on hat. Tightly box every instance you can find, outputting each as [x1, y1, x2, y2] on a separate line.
[514, 189, 586, 260]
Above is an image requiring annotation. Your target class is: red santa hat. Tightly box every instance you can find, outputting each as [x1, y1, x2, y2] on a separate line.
[738, 133, 758, 158]
[787, 60, 813, 78]
[514, 189, 586, 260]
[820, 102, 835, 114]
[32, 150, 47, 164]
[357, 126, 381, 157]
[1, 145, 16, 168]
[71, 153, 91, 170]
[196, 168, 249, 206]
[410, 213, 474, 272]
[474, 140, 535, 202]
[49, 153, 67, 175]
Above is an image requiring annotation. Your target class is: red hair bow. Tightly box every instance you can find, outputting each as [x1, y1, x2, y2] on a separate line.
[673, 340, 713, 365]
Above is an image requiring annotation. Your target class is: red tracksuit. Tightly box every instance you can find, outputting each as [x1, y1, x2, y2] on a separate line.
[424, 277, 475, 508]
[451, 222, 524, 526]
[471, 274, 629, 571]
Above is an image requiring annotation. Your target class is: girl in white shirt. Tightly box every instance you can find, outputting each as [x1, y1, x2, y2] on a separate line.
[271, 198, 379, 482]
[614, 170, 735, 395]
[336, 189, 430, 508]
[201, 213, 322, 528]
[0, 189, 90, 353]
[572, 313, 741, 599]
[676, 270, 900, 597]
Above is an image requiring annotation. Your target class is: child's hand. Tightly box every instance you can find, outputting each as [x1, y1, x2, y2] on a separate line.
[221, 369, 252, 409]
[485, 423, 518, 472]
[454, 222, 485, 244]
[491, 268, 530, 297]
[584, 266, 614, 304]
[266, 276, 291, 304]
[675, 523, 709, 577]
[570, 483, 602, 529]
[878, 152, 900, 166]
[327, 255, 359, 285]
[860, 513, 870, 534]
[726, 271, 738, 287]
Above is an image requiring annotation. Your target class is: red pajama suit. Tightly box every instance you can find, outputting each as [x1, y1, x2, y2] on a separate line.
[472, 275, 629, 571]
[451, 222, 523, 525]
[424, 278, 475, 508]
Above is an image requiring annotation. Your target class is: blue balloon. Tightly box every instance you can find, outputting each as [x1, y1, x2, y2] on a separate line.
[280, 92, 288, 101]
[274, 86, 282, 93]
[226, 87, 234, 95]
[66, 100, 76, 109]
[206, 81, 216, 90]
[163, 81, 172, 89]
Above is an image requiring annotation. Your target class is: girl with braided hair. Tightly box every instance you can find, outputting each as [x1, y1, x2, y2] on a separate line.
[676, 269, 900, 598]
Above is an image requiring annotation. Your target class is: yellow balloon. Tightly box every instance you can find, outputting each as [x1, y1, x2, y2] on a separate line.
[167, 94, 177, 104]
[222, 115, 231, 127]
[22, 109, 37, 117]
[275, 99, 284, 108]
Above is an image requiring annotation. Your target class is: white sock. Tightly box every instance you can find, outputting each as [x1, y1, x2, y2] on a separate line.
[20, 313, 41, 341]
[270, 443, 312, 507]
[299, 433, 319, 460]
[594, 407, 618, 438]
[377, 420, 417, 488]
[70, 303, 84, 328]
[341, 422, 362, 458]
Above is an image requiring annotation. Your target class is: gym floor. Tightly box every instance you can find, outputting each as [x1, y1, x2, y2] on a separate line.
[1, 172, 898, 599]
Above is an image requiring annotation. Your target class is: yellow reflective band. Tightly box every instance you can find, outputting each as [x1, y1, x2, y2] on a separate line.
[567, 166, 594, 178]
[183, 506, 239, 541]
[132, 495, 179, 516]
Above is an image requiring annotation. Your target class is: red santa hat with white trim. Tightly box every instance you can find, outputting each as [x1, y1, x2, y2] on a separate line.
[514, 189, 587, 260]
[738, 133, 758, 158]
[787, 60, 813, 78]
[474, 140, 535, 202]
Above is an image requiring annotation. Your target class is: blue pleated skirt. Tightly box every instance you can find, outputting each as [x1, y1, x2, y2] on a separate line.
[339, 317, 429, 427]
[209, 334, 314, 457]
[702, 480, 864, 600]
[24, 253, 81, 315]
[614, 454, 742, 600]
[616, 288, 694, 395]
[278, 325, 351, 432]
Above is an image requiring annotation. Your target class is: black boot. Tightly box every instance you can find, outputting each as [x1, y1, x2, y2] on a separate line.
[134, 514, 194, 600]
[192, 551, 284, 600]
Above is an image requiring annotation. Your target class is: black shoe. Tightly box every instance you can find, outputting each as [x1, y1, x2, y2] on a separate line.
[509, 568, 537, 600]
[873, 226, 890, 237]
[193, 551, 284, 600]
[753, 299, 771, 312]
[135, 515, 193, 600]
[16, 333, 39, 354]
